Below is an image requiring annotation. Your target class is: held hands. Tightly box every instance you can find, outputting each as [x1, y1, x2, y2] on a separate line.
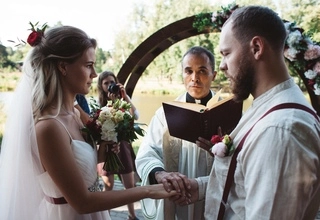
[155, 171, 192, 204]
[170, 178, 199, 206]
[147, 184, 181, 199]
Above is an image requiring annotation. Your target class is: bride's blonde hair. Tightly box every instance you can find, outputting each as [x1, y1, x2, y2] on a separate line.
[22, 26, 97, 121]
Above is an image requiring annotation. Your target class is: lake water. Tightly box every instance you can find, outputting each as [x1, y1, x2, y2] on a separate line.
[0, 91, 252, 126]
[0, 92, 178, 126]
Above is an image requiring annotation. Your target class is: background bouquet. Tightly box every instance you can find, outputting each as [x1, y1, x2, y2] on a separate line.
[83, 98, 145, 172]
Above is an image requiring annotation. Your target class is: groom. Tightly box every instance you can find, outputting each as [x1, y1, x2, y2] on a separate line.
[181, 6, 320, 220]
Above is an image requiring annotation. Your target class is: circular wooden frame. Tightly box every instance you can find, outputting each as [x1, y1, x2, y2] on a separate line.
[117, 13, 320, 116]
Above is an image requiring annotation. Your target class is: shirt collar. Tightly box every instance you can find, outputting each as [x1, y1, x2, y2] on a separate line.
[186, 92, 212, 105]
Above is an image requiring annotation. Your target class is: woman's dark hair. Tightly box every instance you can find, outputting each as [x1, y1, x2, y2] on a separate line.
[97, 71, 118, 107]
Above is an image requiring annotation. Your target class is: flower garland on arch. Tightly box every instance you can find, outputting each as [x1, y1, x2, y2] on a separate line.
[193, 3, 320, 96]
[284, 22, 320, 95]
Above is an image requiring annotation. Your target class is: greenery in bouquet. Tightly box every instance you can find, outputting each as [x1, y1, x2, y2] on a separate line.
[82, 97, 146, 172]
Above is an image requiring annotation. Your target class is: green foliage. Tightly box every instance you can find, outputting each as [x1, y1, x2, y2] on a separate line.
[193, 13, 213, 32]
[95, 48, 107, 73]
[193, 3, 239, 32]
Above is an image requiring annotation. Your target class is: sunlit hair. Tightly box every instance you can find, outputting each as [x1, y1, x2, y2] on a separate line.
[182, 46, 215, 72]
[97, 70, 118, 107]
[226, 6, 287, 52]
[22, 25, 97, 121]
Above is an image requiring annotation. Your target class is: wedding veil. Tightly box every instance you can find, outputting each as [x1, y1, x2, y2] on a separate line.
[0, 50, 48, 219]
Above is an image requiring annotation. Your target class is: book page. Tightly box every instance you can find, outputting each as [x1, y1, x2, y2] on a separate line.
[207, 95, 235, 110]
[206, 89, 222, 108]
[163, 101, 205, 112]
[163, 90, 235, 113]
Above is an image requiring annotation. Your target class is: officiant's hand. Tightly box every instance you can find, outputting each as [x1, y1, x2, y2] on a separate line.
[155, 171, 191, 199]
[196, 137, 214, 157]
[196, 126, 223, 157]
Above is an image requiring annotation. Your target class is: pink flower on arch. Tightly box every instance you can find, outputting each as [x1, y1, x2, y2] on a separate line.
[304, 44, 320, 61]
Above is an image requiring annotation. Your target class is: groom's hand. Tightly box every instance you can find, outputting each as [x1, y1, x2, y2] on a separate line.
[155, 171, 191, 199]
[170, 178, 199, 206]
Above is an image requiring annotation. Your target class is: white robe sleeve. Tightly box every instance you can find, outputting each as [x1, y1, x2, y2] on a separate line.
[135, 107, 167, 185]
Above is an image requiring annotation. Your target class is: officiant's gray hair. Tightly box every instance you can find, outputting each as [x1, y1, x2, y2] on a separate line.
[182, 46, 215, 72]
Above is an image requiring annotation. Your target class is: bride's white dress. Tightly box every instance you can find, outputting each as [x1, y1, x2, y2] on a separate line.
[37, 119, 110, 220]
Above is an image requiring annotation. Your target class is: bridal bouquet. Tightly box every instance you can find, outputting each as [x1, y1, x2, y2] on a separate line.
[83, 98, 145, 172]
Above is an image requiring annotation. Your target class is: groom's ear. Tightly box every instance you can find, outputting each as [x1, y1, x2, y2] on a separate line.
[250, 36, 264, 60]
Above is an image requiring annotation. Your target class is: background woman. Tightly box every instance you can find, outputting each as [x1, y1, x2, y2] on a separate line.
[97, 70, 140, 220]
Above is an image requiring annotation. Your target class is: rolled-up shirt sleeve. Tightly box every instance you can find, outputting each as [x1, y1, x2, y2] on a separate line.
[196, 176, 209, 201]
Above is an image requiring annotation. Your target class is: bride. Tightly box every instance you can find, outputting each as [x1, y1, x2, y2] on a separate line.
[0, 24, 179, 220]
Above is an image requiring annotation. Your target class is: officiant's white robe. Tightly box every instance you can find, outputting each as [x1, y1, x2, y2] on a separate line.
[197, 78, 320, 219]
[135, 92, 214, 220]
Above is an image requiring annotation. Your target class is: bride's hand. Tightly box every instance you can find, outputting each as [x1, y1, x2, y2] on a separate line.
[100, 141, 120, 153]
[110, 142, 120, 154]
[146, 184, 181, 199]
[97, 141, 120, 162]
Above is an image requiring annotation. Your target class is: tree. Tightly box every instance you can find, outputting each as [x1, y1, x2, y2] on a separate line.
[0, 44, 16, 69]
[95, 48, 107, 73]
[109, 0, 217, 82]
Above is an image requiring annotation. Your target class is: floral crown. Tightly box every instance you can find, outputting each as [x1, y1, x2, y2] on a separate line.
[193, 3, 320, 96]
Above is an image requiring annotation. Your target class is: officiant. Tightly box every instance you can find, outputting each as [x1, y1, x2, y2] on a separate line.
[135, 46, 217, 220]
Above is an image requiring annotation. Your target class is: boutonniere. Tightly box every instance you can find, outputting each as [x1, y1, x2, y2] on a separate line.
[210, 134, 235, 157]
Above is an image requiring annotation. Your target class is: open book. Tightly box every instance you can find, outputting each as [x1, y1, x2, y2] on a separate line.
[162, 91, 243, 143]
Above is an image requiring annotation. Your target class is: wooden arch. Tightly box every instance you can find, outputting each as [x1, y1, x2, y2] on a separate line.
[117, 15, 209, 96]
[117, 13, 320, 116]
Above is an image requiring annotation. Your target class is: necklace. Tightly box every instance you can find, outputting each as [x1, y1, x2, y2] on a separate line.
[61, 106, 84, 129]
[61, 106, 75, 116]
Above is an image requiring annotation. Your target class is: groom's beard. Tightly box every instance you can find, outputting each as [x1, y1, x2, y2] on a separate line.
[232, 54, 256, 102]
